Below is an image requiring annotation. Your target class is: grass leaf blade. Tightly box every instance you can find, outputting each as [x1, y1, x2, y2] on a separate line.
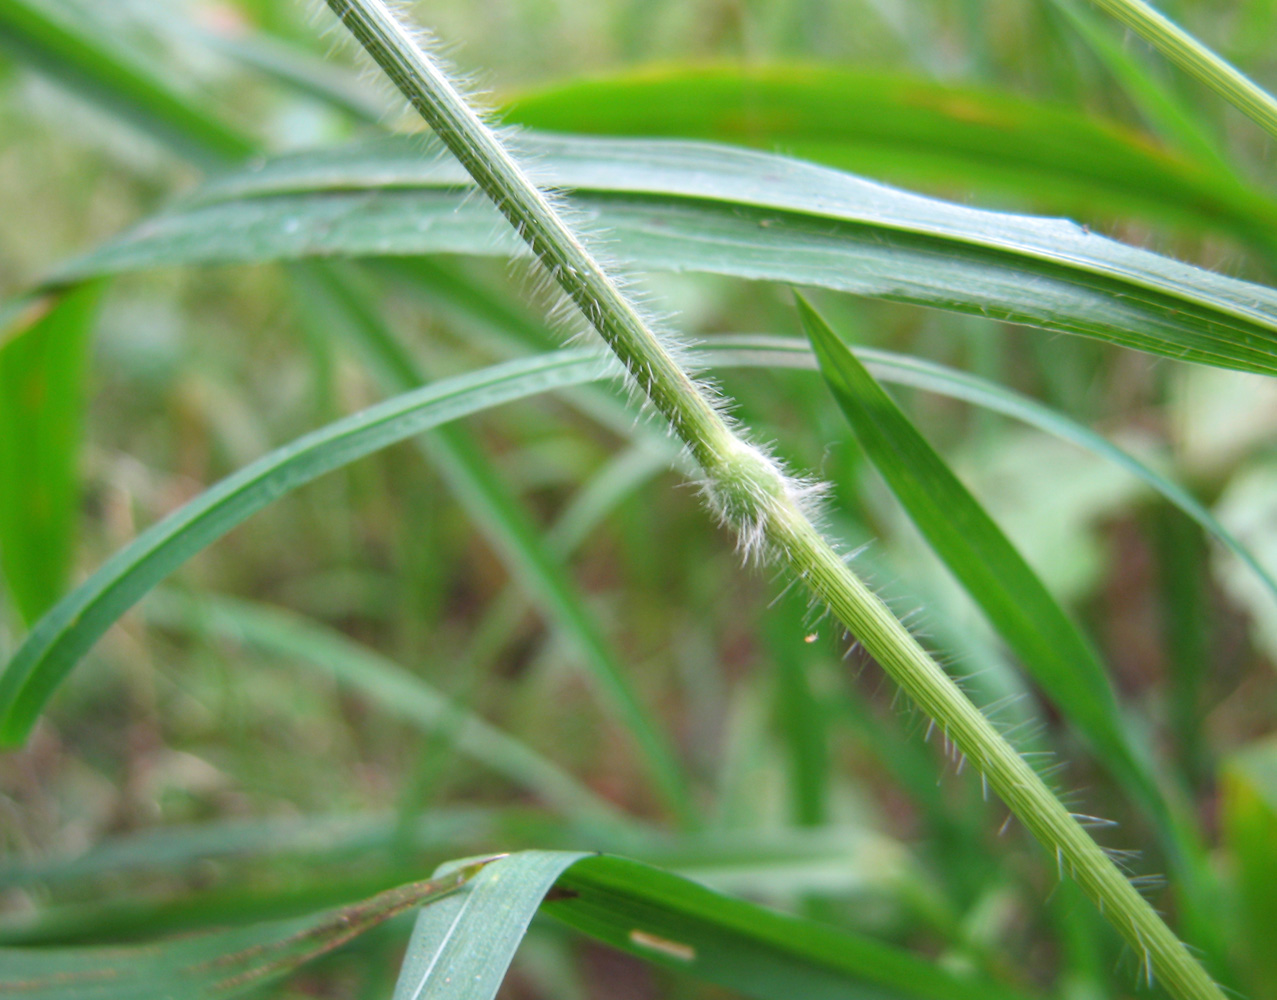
[0, 867, 479, 1000]
[796, 296, 1202, 877]
[0, 283, 102, 625]
[0, 350, 612, 746]
[46, 132, 1277, 375]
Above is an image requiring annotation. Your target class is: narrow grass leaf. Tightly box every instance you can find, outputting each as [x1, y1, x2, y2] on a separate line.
[0, 864, 485, 1000]
[547, 854, 1032, 1000]
[387, 851, 1035, 1000]
[4, 341, 1270, 745]
[797, 296, 1193, 863]
[45, 132, 1277, 375]
[501, 64, 1271, 244]
[0, 0, 253, 167]
[0, 282, 102, 624]
[0, 350, 614, 746]
[701, 334, 1277, 607]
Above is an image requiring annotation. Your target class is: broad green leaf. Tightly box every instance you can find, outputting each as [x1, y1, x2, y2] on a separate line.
[400, 851, 1033, 1000]
[0, 0, 253, 167]
[1219, 739, 1277, 1000]
[288, 262, 693, 825]
[797, 296, 1209, 917]
[392, 852, 589, 1000]
[149, 590, 620, 823]
[501, 64, 1272, 245]
[45, 132, 1277, 375]
[0, 283, 102, 624]
[0, 862, 486, 1000]
[4, 340, 1270, 748]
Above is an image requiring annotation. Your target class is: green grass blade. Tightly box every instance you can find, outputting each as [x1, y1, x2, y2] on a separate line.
[798, 300, 1119, 745]
[0, 350, 613, 746]
[501, 64, 1268, 241]
[0, 863, 486, 1000]
[47, 132, 1277, 375]
[700, 334, 1277, 609]
[1043, 0, 1229, 172]
[797, 296, 1208, 904]
[1081, 0, 1277, 144]
[0, 807, 501, 893]
[0, 283, 101, 625]
[4, 849, 1001, 1000]
[393, 852, 589, 1000]
[289, 262, 694, 824]
[0, 0, 253, 167]
[395, 850, 1034, 1000]
[148, 590, 621, 823]
[5, 340, 1269, 749]
[547, 854, 1032, 1000]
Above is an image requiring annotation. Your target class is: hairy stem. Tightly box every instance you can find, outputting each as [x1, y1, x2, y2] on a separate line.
[321, 3, 1226, 999]
[1080, 0, 1277, 143]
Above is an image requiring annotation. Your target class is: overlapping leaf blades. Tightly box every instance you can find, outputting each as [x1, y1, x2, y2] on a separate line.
[0, 852, 1034, 1000]
[41, 131, 1277, 376]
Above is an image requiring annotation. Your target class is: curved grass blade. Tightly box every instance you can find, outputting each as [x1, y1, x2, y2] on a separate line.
[0, 861, 488, 1000]
[4, 341, 1270, 746]
[800, 298, 1124, 751]
[0, 0, 253, 167]
[395, 850, 1034, 1000]
[501, 64, 1271, 244]
[46, 132, 1277, 375]
[6, 850, 1010, 1000]
[0, 349, 615, 746]
[0, 282, 102, 624]
[149, 590, 620, 822]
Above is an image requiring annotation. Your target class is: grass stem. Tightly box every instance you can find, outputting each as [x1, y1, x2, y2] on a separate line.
[1080, 0, 1277, 143]
[321, 3, 1227, 998]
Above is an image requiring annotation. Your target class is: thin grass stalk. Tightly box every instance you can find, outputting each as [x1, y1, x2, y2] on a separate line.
[1078, 0, 1277, 143]
[319, 3, 1226, 999]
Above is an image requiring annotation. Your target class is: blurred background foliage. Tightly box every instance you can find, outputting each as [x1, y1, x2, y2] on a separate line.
[0, 0, 1275, 998]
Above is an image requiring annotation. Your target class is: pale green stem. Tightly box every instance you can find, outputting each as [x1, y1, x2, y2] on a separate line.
[1082, 0, 1277, 144]
[321, 3, 1226, 1000]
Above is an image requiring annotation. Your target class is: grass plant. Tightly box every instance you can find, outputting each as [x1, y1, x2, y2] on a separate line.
[1, 0, 1275, 999]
